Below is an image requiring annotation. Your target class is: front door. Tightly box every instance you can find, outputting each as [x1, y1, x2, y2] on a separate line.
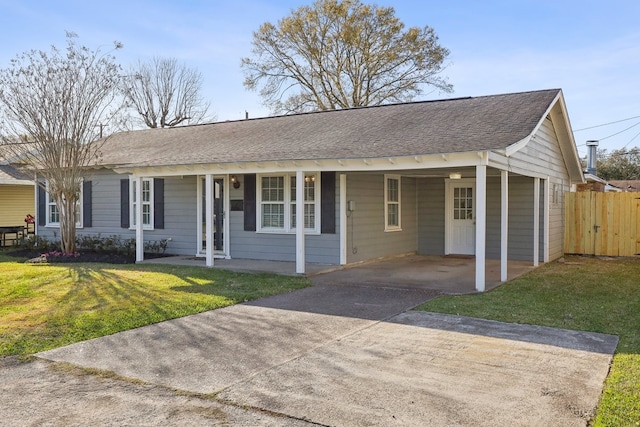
[446, 180, 476, 255]
[198, 177, 225, 256]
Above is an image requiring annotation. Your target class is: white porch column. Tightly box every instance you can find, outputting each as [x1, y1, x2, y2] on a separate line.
[475, 165, 487, 292]
[135, 176, 144, 262]
[500, 170, 509, 282]
[543, 178, 550, 263]
[205, 174, 214, 267]
[295, 170, 305, 274]
[533, 177, 540, 267]
[339, 173, 347, 265]
[224, 175, 231, 259]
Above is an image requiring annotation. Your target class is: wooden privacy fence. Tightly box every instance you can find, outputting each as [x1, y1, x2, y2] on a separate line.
[565, 192, 640, 256]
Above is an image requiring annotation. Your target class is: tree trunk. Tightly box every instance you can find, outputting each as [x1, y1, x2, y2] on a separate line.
[58, 192, 77, 254]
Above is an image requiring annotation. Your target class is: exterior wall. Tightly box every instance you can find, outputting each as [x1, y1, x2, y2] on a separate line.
[38, 169, 199, 256]
[0, 184, 35, 226]
[508, 116, 572, 261]
[346, 174, 418, 263]
[417, 178, 445, 255]
[229, 173, 341, 264]
[418, 175, 540, 262]
[485, 175, 540, 262]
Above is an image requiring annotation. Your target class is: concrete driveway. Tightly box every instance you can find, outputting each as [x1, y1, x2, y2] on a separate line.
[38, 283, 618, 426]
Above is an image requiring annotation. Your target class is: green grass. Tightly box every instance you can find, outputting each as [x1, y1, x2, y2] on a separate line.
[0, 253, 310, 357]
[416, 256, 640, 426]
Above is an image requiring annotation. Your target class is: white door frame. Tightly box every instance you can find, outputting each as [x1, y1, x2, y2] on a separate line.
[444, 178, 476, 255]
[196, 175, 230, 259]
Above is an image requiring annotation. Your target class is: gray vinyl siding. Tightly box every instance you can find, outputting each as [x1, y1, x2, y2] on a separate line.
[508, 117, 571, 261]
[38, 169, 199, 256]
[229, 174, 341, 264]
[417, 178, 445, 255]
[346, 174, 417, 263]
[485, 175, 540, 262]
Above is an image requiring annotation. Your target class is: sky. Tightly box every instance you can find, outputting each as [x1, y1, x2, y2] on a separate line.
[0, 0, 638, 159]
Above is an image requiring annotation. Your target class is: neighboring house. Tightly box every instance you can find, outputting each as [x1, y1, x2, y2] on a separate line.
[0, 147, 35, 245]
[608, 180, 640, 192]
[36, 89, 584, 291]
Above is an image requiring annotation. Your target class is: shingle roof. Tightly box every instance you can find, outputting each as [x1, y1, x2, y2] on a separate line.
[0, 164, 32, 184]
[99, 89, 561, 168]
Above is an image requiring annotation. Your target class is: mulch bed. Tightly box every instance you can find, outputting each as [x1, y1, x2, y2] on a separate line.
[6, 249, 135, 264]
[5, 250, 172, 264]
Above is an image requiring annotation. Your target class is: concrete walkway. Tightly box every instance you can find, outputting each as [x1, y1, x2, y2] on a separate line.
[38, 283, 618, 426]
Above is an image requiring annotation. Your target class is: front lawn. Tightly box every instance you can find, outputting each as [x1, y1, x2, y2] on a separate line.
[0, 253, 309, 357]
[416, 255, 640, 426]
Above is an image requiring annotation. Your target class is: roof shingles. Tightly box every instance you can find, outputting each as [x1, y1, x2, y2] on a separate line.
[99, 89, 561, 168]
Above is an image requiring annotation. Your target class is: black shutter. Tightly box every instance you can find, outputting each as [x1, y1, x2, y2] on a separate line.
[37, 185, 46, 227]
[154, 178, 164, 229]
[321, 172, 336, 234]
[82, 181, 92, 228]
[244, 174, 256, 231]
[120, 179, 129, 228]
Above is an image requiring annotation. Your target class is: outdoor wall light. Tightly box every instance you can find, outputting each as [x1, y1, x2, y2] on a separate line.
[231, 175, 241, 189]
[304, 175, 316, 183]
[449, 172, 462, 180]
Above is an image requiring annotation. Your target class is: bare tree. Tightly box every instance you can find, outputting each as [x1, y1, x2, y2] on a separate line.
[0, 33, 123, 254]
[241, 0, 452, 114]
[122, 57, 212, 128]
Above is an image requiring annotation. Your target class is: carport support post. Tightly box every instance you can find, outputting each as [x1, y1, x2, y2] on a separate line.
[533, 177, 540, 267]
[543, 178, 550, 263]
[135, 176, 144, 263]
[295, 170, 305, 274]
[339, 173, 347, 265]
[205, 174, 214, 267]
[500, 170, 508, 282]
[475, 165, 486, 292]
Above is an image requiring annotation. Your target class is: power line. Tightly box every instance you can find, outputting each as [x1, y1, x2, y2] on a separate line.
[574, 115, 640, 132]
[599, 121, 640, 141]
[575, 120, 640, 147]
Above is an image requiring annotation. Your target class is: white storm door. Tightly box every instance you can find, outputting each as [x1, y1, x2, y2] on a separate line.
[446, 180, 476, 255]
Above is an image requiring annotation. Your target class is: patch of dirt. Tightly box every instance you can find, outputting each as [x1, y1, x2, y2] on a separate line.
[0, 357, 311, 426]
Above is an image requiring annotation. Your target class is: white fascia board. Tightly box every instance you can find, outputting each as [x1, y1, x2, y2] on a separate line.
[113, 151, 490, 177]
[505, 92, 560, 157]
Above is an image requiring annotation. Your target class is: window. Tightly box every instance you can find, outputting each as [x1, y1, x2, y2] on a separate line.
[257, 173, 319, 233]
[453, 187, 473, 220]
[130, 178, 154, 230]
[45, 182, 82, 228]
[384, 175, 401, 231]
[291, 175, 316, 229]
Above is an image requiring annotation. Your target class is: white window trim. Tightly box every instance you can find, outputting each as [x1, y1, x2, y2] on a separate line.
[45, 181, 83, 229]
[384, 174, 402, 232]
[256, 173, 320, 234]
[129, 177, 154, 231]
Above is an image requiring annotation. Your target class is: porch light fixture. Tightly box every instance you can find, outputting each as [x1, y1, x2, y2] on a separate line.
[231, 175, 241, 189]
[449, 172, 462, 180]
[304, 175, 316, 183]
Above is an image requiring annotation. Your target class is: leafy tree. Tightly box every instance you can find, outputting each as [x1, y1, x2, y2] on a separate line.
[242, 0, 452, 114]
[596, 147, 640, 180]
[121, 57, 212, 128]
[0, 33, 123, 254]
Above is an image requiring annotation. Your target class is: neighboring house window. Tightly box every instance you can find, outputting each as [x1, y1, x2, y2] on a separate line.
[384, 175, 401, 231]
[257, 173, 319, 233]
[130, 178, 154, 230]
[45, 182, 83, 228]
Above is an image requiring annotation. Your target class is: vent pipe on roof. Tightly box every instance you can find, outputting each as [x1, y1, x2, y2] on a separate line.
[586, 140, 599, 175]
[245, 111, 249, 120]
